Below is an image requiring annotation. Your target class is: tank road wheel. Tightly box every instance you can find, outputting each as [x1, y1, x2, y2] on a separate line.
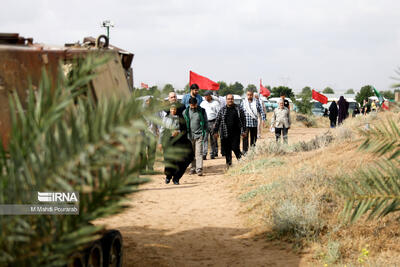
[85, 241, 103, 267]
[101, 230, 123, 267]
[67, 252, 85, 267]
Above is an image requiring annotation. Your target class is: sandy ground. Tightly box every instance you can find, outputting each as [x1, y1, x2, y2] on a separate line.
[98, 127, 329, 267]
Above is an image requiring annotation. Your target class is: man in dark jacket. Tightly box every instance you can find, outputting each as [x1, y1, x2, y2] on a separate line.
[183, 97, 207, 176]
[213, 94, 247, 169]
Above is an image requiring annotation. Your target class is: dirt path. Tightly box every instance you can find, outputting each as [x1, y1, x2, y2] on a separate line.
[99, 127, 328, 266]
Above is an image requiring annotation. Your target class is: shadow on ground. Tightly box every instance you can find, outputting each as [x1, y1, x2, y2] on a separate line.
[118, 225, 303, 267]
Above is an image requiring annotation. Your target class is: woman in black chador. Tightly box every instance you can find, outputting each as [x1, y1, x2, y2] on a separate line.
[337, 96, 348, 125]
[328, 101, 338, 128]
[159, 105, 194, 185]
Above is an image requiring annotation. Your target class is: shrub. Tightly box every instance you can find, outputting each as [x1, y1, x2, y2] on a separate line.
[335, 126, 353, 141]
[239, 182, 282, 202]
[324, 241, 341, 264]
[272, 199, 323, 240]
[296, 114, 316, 127]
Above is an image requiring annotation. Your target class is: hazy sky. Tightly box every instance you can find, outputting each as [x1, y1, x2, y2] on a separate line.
[1, 0, 400, 92]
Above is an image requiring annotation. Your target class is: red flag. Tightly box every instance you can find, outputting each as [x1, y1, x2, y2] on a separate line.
[260, 79, 270, 97]
[141, 82, 149, 89]
[189, 71, 219, 90]
[312, 89, 328, 104]
[382, 101, 389, 110]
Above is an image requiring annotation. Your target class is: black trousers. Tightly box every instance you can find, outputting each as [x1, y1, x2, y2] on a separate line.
[275, 127, 288, 143]
[222, 133, 242, 165]
[164, 137, 194, 182]
[330, 119, 337, 128]
[243, 127, 258, 153]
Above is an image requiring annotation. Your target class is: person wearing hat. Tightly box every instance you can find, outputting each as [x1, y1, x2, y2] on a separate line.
[200, 90, 221, 160]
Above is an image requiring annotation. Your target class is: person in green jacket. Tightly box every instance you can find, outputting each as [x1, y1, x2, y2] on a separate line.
[183, 97, 207, 176]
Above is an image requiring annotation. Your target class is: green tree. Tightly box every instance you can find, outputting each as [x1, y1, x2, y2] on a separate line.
[355, 85, 375, 104]
[245, 84, 257, 93]
[148, 85, 161, 97]
[183, 83, 190, 93]
[322, 87, 335, 94]
[345, 89, 355, 94]
[217, 81, 229, 96]
[298, 86, 312, 98]
[271, 86, 295, 99]
[380, 90, 395, 100]
[162, 83, 175, 95]
[132, 87, 149, 97]
[229, 82, 244, 96]
[294, 86, 312, 114]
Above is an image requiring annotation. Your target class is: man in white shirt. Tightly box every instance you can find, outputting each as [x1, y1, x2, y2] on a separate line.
[200, 91, 221, 159]
[241, 90, 266, 153]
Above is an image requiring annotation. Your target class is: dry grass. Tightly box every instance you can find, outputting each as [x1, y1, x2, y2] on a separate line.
[229, 111, 400, 266]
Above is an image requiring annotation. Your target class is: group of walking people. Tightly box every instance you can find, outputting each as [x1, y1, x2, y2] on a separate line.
[328, 97, 383, 128]
[157, 84, 293, 185]
[328, 96, 349, 128]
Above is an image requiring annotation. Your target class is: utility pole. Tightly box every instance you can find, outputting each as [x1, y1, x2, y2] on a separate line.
[101, 20, 114, 40]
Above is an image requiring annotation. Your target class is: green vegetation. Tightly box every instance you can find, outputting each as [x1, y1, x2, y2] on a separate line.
[234, 158, 284, 175]
[322, 87, 335, 94]
[0, 56, 173, 265]
[294, 87, 312, 115]
[162, 83, 175, 94]
[355, 85, 374, 104]
[379, 90, 395, 100]
[217, 81, 245, 96]
[133, 85, 162, 98]
[270, 86, 295, 98]
[239, 182, 282, 202]
[340, 119, 400, 223]
[345, 89, 355, 94]
[245, 84, 257, 93]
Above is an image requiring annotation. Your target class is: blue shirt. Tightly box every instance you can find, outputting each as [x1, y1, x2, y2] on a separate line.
[182, 93, 203, 108]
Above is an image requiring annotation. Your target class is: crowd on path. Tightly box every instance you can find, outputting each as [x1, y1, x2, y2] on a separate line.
[327, 97, 384, 128]
[144, 89, 389, 184]
[141, 84, 291, 185]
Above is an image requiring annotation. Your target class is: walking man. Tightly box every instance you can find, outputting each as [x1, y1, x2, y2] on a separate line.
[183, 97, 207, 176]
[241, 90, 266, 153]
[271, 99, 291, 143]
[165, 91, 185, 116]
[214, 94, 246, 168]
[254, 93, 267, 138]
[182, 83, 203, 108]
[200, 91, 220, 160]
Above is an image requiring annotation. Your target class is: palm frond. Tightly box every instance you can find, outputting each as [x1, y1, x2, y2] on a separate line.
[340, 118, 400, 223]
[0, 55, 167, 265]
[339, 159, 400, 223]
[358, 119, 400, 160]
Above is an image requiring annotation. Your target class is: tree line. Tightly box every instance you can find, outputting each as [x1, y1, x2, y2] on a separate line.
[132, 82, 398, 104]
